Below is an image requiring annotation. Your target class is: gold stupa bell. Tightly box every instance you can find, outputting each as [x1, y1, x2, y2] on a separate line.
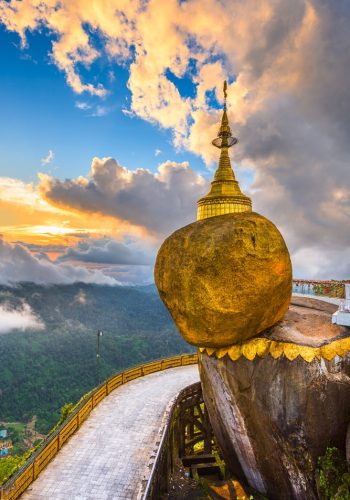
[197, 81, 252, 220]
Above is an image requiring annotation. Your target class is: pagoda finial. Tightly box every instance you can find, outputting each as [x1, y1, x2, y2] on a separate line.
[223, 80, 228, 106]
[197, 81, 252, 221]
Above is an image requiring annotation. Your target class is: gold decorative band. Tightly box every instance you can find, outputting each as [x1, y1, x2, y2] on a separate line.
[199, 336, 350, 362]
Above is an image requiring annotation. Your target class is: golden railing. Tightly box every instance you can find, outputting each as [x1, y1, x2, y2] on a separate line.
[0, 353, 198, 500]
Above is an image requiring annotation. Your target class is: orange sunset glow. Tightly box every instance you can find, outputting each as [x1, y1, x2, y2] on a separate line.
[0, 0, 349, 284]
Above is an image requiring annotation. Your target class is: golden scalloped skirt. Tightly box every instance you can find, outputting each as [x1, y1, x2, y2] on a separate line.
[199, 336, 350, 362]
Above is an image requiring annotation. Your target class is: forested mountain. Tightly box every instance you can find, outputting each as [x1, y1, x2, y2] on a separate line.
[0, 283, 193, 433]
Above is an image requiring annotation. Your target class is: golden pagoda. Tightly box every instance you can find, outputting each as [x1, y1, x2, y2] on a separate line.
[197, 81, 252, 220]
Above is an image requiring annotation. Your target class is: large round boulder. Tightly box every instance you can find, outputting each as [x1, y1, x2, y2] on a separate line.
[155, 212, 292, 348]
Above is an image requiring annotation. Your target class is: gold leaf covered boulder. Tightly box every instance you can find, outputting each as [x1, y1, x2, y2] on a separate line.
[155, 211, 292, 347]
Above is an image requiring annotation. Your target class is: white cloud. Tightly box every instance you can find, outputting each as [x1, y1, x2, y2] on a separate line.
[75, 101, 92, 110]
[121, 108, 135, 117]
[154, 149, 162, 157]
[39, 157, 208, 235]
[41, 149, 54, 166]
[36, 151, 350, 280]
[0, 177, 66, 214]
[292, 247, 350, 280]
[75, 101, 112, 117]
[58, 237, 155, 265]
[0, 302, 44, 334]
[104, 264, 154, 285]
[91, 105, 111, 117]
[57, 236, 156, 284]
[0, 238, 120, 286]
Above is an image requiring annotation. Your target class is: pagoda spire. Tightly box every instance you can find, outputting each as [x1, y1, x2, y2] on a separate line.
[197, 81, 252, 221]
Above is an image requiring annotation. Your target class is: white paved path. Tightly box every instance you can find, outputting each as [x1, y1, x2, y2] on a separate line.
[22, 365, 199, 500]
[292, 292, 341, 305]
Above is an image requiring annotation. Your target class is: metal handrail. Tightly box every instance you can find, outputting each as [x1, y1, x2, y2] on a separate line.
[0, 352, 198, 500]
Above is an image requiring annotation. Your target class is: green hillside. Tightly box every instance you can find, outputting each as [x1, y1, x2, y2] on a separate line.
[0, 283, 193, 434]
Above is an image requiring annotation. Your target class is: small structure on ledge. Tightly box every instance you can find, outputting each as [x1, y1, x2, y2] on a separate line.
[332, 283, 350, 326]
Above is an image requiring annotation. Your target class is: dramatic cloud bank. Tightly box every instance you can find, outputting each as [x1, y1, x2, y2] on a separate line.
[58, 237, 154, 266]
[1, 0, 350, 279]
[0, 302, 44, 333]
[0, 239, 119, 286]
[58, 236, 156, 284]
[39, 158, 208, 235]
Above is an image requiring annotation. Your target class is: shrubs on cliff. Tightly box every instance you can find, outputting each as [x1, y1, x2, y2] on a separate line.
[317, 447, 350, 499]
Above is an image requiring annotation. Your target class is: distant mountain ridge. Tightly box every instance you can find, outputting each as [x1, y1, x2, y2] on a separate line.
[0, 283, 193, 433]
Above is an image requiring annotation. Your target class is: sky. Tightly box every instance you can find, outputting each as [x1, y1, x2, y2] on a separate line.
[0, 0, 349, 286]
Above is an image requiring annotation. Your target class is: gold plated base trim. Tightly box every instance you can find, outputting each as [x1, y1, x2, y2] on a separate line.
[197, 197, 252, 220]
[199, 336, 350, 362]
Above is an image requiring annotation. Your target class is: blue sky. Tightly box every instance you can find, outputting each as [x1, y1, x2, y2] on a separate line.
[0, 0, 349, 283]
[0, 25, 208, 183]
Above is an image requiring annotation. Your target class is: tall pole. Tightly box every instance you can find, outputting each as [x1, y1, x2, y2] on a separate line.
[96, 330, 103, 386]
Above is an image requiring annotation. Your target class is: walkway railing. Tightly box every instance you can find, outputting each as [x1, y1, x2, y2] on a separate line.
[0, 353, 198, 500]
[292, 279, 348, 298]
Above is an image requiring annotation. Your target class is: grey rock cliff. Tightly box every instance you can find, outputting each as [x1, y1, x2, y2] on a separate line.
[199, 301, 350, 500]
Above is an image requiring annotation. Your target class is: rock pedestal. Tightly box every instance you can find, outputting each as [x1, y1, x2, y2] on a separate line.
[199, 302, 350, 500]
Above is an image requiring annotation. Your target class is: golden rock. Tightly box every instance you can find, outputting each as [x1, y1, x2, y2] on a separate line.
[155, 212, 292, 348]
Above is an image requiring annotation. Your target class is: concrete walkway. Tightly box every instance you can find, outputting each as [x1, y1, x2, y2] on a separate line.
[22, 365, 199, 500]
